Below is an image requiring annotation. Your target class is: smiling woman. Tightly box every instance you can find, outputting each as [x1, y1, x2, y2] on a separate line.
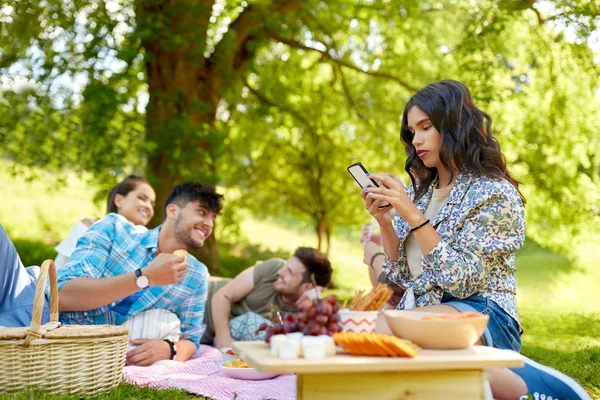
[54, 175, 156, 269]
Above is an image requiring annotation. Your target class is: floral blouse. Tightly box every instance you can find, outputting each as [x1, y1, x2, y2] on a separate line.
[383, 171, 525, 329]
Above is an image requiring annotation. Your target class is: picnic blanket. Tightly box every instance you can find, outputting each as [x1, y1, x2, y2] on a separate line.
[124, 345, 296, 400]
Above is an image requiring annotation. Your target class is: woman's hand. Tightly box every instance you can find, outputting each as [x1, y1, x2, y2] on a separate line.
[360, 222, 383, 246]
[366, 173, 425, 228]
[360, 188, 395, 225]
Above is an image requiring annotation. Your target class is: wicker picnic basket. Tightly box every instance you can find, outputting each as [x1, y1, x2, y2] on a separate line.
[0, 260, 129, 396]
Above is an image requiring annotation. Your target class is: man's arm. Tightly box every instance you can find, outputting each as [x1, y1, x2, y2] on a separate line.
[58, 217, 187, 312]
[59, 253, 187, 312]
[127, 338, 197, 365]
[211, 267, 256, 349]
[59, 273, 137, 312]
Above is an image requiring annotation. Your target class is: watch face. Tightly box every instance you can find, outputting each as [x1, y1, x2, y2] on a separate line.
[136, 275, 149, 289]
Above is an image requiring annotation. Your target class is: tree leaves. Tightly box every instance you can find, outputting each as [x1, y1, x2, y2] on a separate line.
[0, 0, 598, 254]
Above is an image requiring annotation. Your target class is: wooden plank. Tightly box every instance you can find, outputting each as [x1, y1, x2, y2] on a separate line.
[297, 370, 486, 400]
[233, 341, 523, 374]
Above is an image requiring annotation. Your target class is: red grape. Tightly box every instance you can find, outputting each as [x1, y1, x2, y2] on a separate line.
[322, 303, 333, 317]
[271, 325, 284, 335]
[284, 312, 297, 324]
[327, 294, 338, 305]
[297, 312, 308, 323]
[299, 300, 312, 312]
[263, 295, 343, 342]
[328, 322, 340, 334]
[315, 303, 326, 315]
[306, 321, 320, 335]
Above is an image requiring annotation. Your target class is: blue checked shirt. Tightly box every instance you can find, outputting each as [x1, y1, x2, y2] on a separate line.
[54, 213, 209, 346]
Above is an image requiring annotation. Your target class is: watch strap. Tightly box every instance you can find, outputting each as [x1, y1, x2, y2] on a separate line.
[135, 268, 143, 278]
[163, 339, 177, 360]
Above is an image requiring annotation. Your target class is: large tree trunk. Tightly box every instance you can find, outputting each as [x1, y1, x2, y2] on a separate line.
[316, 216, 332, 256]
[136, 0, 302, 274]
[315, 216, 336, 288]
[138, 0, 221, 273]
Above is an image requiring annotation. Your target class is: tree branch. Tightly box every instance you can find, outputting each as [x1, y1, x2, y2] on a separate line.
[243, 76, 314, 130]
[210, 1, 301, 78]
[333, 64, 369, 123]
[266, 30, 419, 92]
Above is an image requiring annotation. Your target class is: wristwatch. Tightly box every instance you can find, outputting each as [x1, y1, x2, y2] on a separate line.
[135, 268, 149, 289]
[163, 339, 177, 360]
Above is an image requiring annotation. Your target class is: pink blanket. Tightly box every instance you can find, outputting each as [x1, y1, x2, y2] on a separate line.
[124, 345, 296, 400]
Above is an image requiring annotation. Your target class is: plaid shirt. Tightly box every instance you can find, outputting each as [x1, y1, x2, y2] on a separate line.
[54, 213, 209, 346]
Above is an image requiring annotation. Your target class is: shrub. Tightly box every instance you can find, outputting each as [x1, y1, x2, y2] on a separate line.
[12, 238, 57, 267]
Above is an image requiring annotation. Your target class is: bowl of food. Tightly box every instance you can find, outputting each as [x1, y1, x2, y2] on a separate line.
[220, 359, 279, 380]
[383, 310, 489, 349]
[220, 347, 237, 362]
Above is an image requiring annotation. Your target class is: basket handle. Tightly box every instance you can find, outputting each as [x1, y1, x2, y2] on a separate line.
[24, 259, 59, 346]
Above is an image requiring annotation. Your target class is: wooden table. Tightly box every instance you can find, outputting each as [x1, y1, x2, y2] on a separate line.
[233, 341, 523, 400]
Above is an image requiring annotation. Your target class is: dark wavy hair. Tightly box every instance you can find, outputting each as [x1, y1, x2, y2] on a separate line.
[164, 182, 224, 219]
[400, 80, 525, 204]
[294, 247, 332, 288]
[106, 175, 151, 214]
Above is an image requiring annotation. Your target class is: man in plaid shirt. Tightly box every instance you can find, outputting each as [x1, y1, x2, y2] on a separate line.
[57, 182, 223, 365]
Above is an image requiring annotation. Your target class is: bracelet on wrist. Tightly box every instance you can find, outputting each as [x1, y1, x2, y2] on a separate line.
[369, 252, 386, 269]
[409, 219, 430, 232]
[163, 339, 177, 360]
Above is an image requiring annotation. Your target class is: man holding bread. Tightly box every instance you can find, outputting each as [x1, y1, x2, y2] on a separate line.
[55, 182, 223, 365]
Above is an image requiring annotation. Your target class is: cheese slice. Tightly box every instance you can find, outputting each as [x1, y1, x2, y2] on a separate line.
[318, 335, 336, 356]
[270, 334, 287, 357]
[301, 336, 326, 359]
[279, 335, 303, 359]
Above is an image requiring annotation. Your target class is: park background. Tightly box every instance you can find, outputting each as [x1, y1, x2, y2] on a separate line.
[0, 0, 598, 398]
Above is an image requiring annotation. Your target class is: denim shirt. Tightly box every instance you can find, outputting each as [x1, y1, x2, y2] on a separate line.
[383, 171, 525, 329]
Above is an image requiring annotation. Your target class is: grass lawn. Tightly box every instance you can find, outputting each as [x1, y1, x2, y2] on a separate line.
[0, 166, 598, 399]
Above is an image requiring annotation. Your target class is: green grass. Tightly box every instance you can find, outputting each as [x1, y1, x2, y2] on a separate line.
[0, 386, 202, 400]
[0, 165, 598, 398]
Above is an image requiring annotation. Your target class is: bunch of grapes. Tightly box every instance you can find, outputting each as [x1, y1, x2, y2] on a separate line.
[259, 294, 341, 343]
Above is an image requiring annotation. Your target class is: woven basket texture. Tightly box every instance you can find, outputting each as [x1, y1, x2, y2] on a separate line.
[0, 260, 128, 396]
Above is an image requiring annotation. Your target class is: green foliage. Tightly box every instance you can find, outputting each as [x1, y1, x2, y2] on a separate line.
[11, 238, 57, 268]
[1, 0, 599, 257]
[218, 239, 289, 278]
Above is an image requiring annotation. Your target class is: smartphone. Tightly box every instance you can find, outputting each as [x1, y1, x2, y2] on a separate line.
[347, 162, 391, 208]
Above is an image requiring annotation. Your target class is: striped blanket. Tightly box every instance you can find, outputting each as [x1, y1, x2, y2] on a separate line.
[124, 345, 296, 400]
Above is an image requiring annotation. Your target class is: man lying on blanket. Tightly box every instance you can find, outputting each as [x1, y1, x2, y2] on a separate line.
[0, 182, 223, 366]
[202, 247, 332, 349]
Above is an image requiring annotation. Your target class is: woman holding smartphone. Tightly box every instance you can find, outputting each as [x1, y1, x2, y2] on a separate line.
[363, 80, 589, 400]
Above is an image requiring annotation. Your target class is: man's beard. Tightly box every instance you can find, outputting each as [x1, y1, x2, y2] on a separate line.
[174, 214, 204, 249]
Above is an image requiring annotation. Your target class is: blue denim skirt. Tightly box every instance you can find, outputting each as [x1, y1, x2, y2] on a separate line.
[442, 294, 522, 352]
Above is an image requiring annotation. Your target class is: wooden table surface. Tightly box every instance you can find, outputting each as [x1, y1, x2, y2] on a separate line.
[232, 341, 524, 374]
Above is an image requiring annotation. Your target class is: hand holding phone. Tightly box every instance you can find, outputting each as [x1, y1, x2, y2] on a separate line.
[347, 162, 391, 209]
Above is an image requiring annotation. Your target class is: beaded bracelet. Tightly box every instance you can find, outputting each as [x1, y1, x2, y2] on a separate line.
[410, 219, 430, 232]
[369, 252, 386, 269]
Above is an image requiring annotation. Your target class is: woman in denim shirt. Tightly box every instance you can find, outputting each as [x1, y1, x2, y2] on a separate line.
[364, 80, 590, 400]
